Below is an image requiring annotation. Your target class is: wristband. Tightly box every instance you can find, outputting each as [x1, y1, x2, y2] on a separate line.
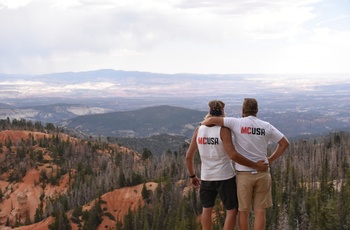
[189, 174, 196, 178]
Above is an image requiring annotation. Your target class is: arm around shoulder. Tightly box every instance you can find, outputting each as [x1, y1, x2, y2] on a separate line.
[201, 117, 224, 126]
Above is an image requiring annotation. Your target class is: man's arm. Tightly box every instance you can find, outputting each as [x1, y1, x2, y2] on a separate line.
[201, 117, 224, 126]
[185, 127, 200, 188]
[221, 127, 268, 171]
[268, 136, 289, 164]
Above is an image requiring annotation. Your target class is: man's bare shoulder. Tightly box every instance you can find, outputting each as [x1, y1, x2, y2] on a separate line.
[220, 126, 232, 134]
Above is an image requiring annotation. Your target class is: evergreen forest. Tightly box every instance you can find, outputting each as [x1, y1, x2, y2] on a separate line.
[0, 118, 349, 229]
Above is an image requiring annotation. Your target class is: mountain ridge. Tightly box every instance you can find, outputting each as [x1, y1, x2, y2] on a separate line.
[62, 105, 207, 138]
[0, 103, 111, 123]
[1, 69, 349, 139]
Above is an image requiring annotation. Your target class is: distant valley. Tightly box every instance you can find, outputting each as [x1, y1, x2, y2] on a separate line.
[0, 69, 349, 140]
[1, 69, 349, 230]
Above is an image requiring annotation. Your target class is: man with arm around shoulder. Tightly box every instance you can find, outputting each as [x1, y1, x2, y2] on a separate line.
[201, 98, 289, 230]
[186, 99, 268, 230]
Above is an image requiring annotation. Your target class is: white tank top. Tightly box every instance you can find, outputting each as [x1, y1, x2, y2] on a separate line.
[197, 125, 235, 181]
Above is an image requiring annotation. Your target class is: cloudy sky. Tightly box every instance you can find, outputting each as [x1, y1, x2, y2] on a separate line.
[0, 0, 349, 75]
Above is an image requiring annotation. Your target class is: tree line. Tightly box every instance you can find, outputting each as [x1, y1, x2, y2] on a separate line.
[0, 118, 349, 229]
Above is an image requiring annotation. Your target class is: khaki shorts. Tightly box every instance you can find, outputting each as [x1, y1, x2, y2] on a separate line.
[236, 171, 272, 211]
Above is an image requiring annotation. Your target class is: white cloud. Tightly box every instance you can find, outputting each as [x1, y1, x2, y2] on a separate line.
[0, 80, 45, 86]
[316, 14, 350, 26]
[0, 0, 31, 9]
[64, 82, 116, 90]
[0, 0, 349, 75]
[311, 28, 350, 45]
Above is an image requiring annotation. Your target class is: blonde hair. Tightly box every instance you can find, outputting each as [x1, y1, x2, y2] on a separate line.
[205, 100, 226, 119]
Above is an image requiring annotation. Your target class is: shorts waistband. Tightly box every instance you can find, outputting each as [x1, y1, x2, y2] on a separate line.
[236, 171, 258, 174]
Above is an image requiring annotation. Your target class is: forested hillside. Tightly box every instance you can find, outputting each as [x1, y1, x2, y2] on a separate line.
[0, 118, 349, 229]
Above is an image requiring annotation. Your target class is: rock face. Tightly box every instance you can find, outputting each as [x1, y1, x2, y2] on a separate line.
[17, 192, 30, 218]
[2, 192, 30, 227]
[0, 192, 29, 227]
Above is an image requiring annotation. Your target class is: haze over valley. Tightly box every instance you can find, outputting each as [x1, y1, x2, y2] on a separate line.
[0, 69, 349, 140]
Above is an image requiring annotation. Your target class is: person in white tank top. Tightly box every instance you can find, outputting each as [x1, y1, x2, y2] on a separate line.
[186, 100, 268, 230]
[201, 98, 289, 230]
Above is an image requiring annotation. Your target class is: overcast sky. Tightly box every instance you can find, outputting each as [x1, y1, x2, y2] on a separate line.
[0, 0, 349, 75]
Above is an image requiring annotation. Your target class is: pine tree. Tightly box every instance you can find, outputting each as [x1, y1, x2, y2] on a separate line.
[142, 183, 151, 202]
[49, 212, 72, 230]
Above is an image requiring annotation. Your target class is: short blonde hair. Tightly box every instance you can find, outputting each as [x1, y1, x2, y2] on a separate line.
[205, 100, 225, 119]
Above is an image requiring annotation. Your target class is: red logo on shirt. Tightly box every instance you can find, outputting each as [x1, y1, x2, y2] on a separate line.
[241, 127, 265, 136]
[197, 137, 219, 145]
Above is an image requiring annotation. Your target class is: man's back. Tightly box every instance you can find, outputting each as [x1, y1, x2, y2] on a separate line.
[197, 125, 235, 181]
[223, 116, 284, 171]
[200, 97, 289, 230]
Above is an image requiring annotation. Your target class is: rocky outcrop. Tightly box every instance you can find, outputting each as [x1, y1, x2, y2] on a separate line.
[16, 192, 30, 218]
